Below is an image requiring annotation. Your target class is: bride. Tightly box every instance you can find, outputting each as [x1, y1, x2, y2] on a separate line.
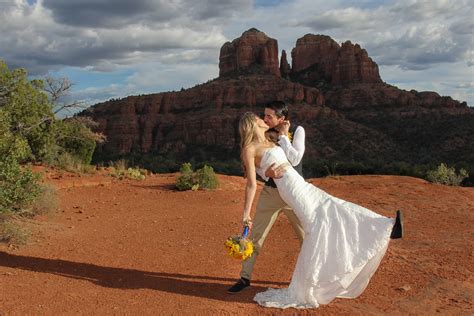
[238, 112, 403, 309]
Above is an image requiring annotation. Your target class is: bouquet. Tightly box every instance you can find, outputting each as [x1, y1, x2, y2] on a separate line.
[225, 226, 254, 260]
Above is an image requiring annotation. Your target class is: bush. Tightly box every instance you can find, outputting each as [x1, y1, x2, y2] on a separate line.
[108, 159, 128, 179]
[176, 163, 219, 191]
[197, 165, 219, 190]
[54, 152, 95, 174]
[108, 160, 146, 180]
[127, 167, 146, 180]
[176, 163, 197, 190]
[0, 220, 28, 245]
[0, 156, 42, 214]
[426, 163, 468, 186]
[30, 184, 58, 216]
[55, 117, 102, 165]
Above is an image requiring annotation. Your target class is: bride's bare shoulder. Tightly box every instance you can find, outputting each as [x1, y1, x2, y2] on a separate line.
[242, 144, 257, 158]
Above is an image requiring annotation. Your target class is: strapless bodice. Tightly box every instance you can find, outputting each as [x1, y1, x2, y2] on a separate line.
[256, 146, 289, 180]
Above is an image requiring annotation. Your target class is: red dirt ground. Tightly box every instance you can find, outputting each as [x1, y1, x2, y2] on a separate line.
[1, 169, 473, 315]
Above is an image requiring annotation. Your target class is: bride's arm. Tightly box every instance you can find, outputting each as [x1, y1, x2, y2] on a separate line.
[242, 146, 257, 225]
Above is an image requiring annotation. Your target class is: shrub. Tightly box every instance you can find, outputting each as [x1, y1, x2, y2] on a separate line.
[127, 167, 146, 180]
[196, 165, 219, 190]
[109, 159, 128, 179]
[0, 156, 42, 214]
[30, 184, 58, 216]
[176, 163, 219, 191]
[426, 163, 468, 186]
[108, 160, 146, 180]
[54, 152, 96, 174]
[176, 163, 197, 191]
[55, 117, 103, 165]
[0, 220, 28, 245]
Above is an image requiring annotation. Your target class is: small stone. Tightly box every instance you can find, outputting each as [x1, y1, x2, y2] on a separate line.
[397, 285, 411, 292]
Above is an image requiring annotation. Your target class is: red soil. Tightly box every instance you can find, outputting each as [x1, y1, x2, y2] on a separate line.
[1, 169, 473, 315]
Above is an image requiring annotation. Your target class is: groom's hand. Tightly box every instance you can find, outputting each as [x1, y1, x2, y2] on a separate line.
[265, 163, 286, 179]
[278, 120, 290, 136]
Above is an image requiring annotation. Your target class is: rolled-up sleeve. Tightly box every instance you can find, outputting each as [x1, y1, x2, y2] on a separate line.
[278, 126, 305, 166]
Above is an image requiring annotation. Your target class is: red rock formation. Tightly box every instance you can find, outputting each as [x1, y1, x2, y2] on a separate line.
[324, 83, 468, 110]
[82, 29, 473, 175]
[87, 75, 324, 155]
[219, 28, 280, 77]
[291, 34, 382, 85]
[280, 49, 291, 79]
[291, 34, 339, 74]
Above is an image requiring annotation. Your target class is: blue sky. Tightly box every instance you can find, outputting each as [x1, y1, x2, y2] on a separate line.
[1, 0, 472, 109]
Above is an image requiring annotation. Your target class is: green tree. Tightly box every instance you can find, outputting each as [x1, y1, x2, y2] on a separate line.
[0, 61, 56, 162]
[0, 60, 104, 166]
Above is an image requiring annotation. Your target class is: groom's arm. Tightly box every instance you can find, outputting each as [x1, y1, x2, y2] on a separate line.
[265, 126, 306, 179]
[278, 126, 305, 166]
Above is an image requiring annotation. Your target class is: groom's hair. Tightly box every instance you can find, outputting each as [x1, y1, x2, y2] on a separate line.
[266, 101, 289, 120]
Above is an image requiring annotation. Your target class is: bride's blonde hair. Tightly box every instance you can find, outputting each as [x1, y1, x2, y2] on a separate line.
[239, 112, 258, 151]
[239, 112, 259, 177]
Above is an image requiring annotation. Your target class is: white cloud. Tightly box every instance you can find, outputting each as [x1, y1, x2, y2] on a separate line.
[380, 62, 473, 105]
[0, 0, 230, 74]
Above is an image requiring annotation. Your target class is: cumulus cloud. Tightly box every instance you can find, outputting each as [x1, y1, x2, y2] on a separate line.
[42, 0, 252, 28]
[293, 0, 473, 71]
[293, 7, 379, 31]
[0, 0, 232, 74]
[43, 0, 179, 28]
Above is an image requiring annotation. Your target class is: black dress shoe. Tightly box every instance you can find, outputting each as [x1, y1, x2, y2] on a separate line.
[227, 278, 250, 293]
[390, 210, 404, 239]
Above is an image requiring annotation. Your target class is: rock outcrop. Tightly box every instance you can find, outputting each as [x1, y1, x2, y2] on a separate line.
[280, 49, 291, 79]
[88, 75, 324, 155]
[219, 28, 280, 77]
[291, 34, 382, 86]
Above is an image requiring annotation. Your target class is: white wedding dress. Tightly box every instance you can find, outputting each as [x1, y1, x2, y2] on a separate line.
[253, 146, 394, 309]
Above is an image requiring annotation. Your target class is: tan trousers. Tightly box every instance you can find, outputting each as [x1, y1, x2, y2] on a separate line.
[240, 185, 304, 280]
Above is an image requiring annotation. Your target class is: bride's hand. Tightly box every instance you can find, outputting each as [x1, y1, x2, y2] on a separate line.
[243, 216, 253, 229]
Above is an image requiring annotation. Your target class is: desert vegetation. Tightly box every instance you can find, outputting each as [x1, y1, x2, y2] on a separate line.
[426, 163, 468, 186]
[108, 159, 147, 180]
[0, 61, 102, 243]
[176, 162, 219, 191]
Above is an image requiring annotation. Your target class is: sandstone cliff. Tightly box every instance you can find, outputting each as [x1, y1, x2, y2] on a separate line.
[219, 28, 280, 77]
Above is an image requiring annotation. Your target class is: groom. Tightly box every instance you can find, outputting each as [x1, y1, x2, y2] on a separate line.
[228, 101, 306, 293]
